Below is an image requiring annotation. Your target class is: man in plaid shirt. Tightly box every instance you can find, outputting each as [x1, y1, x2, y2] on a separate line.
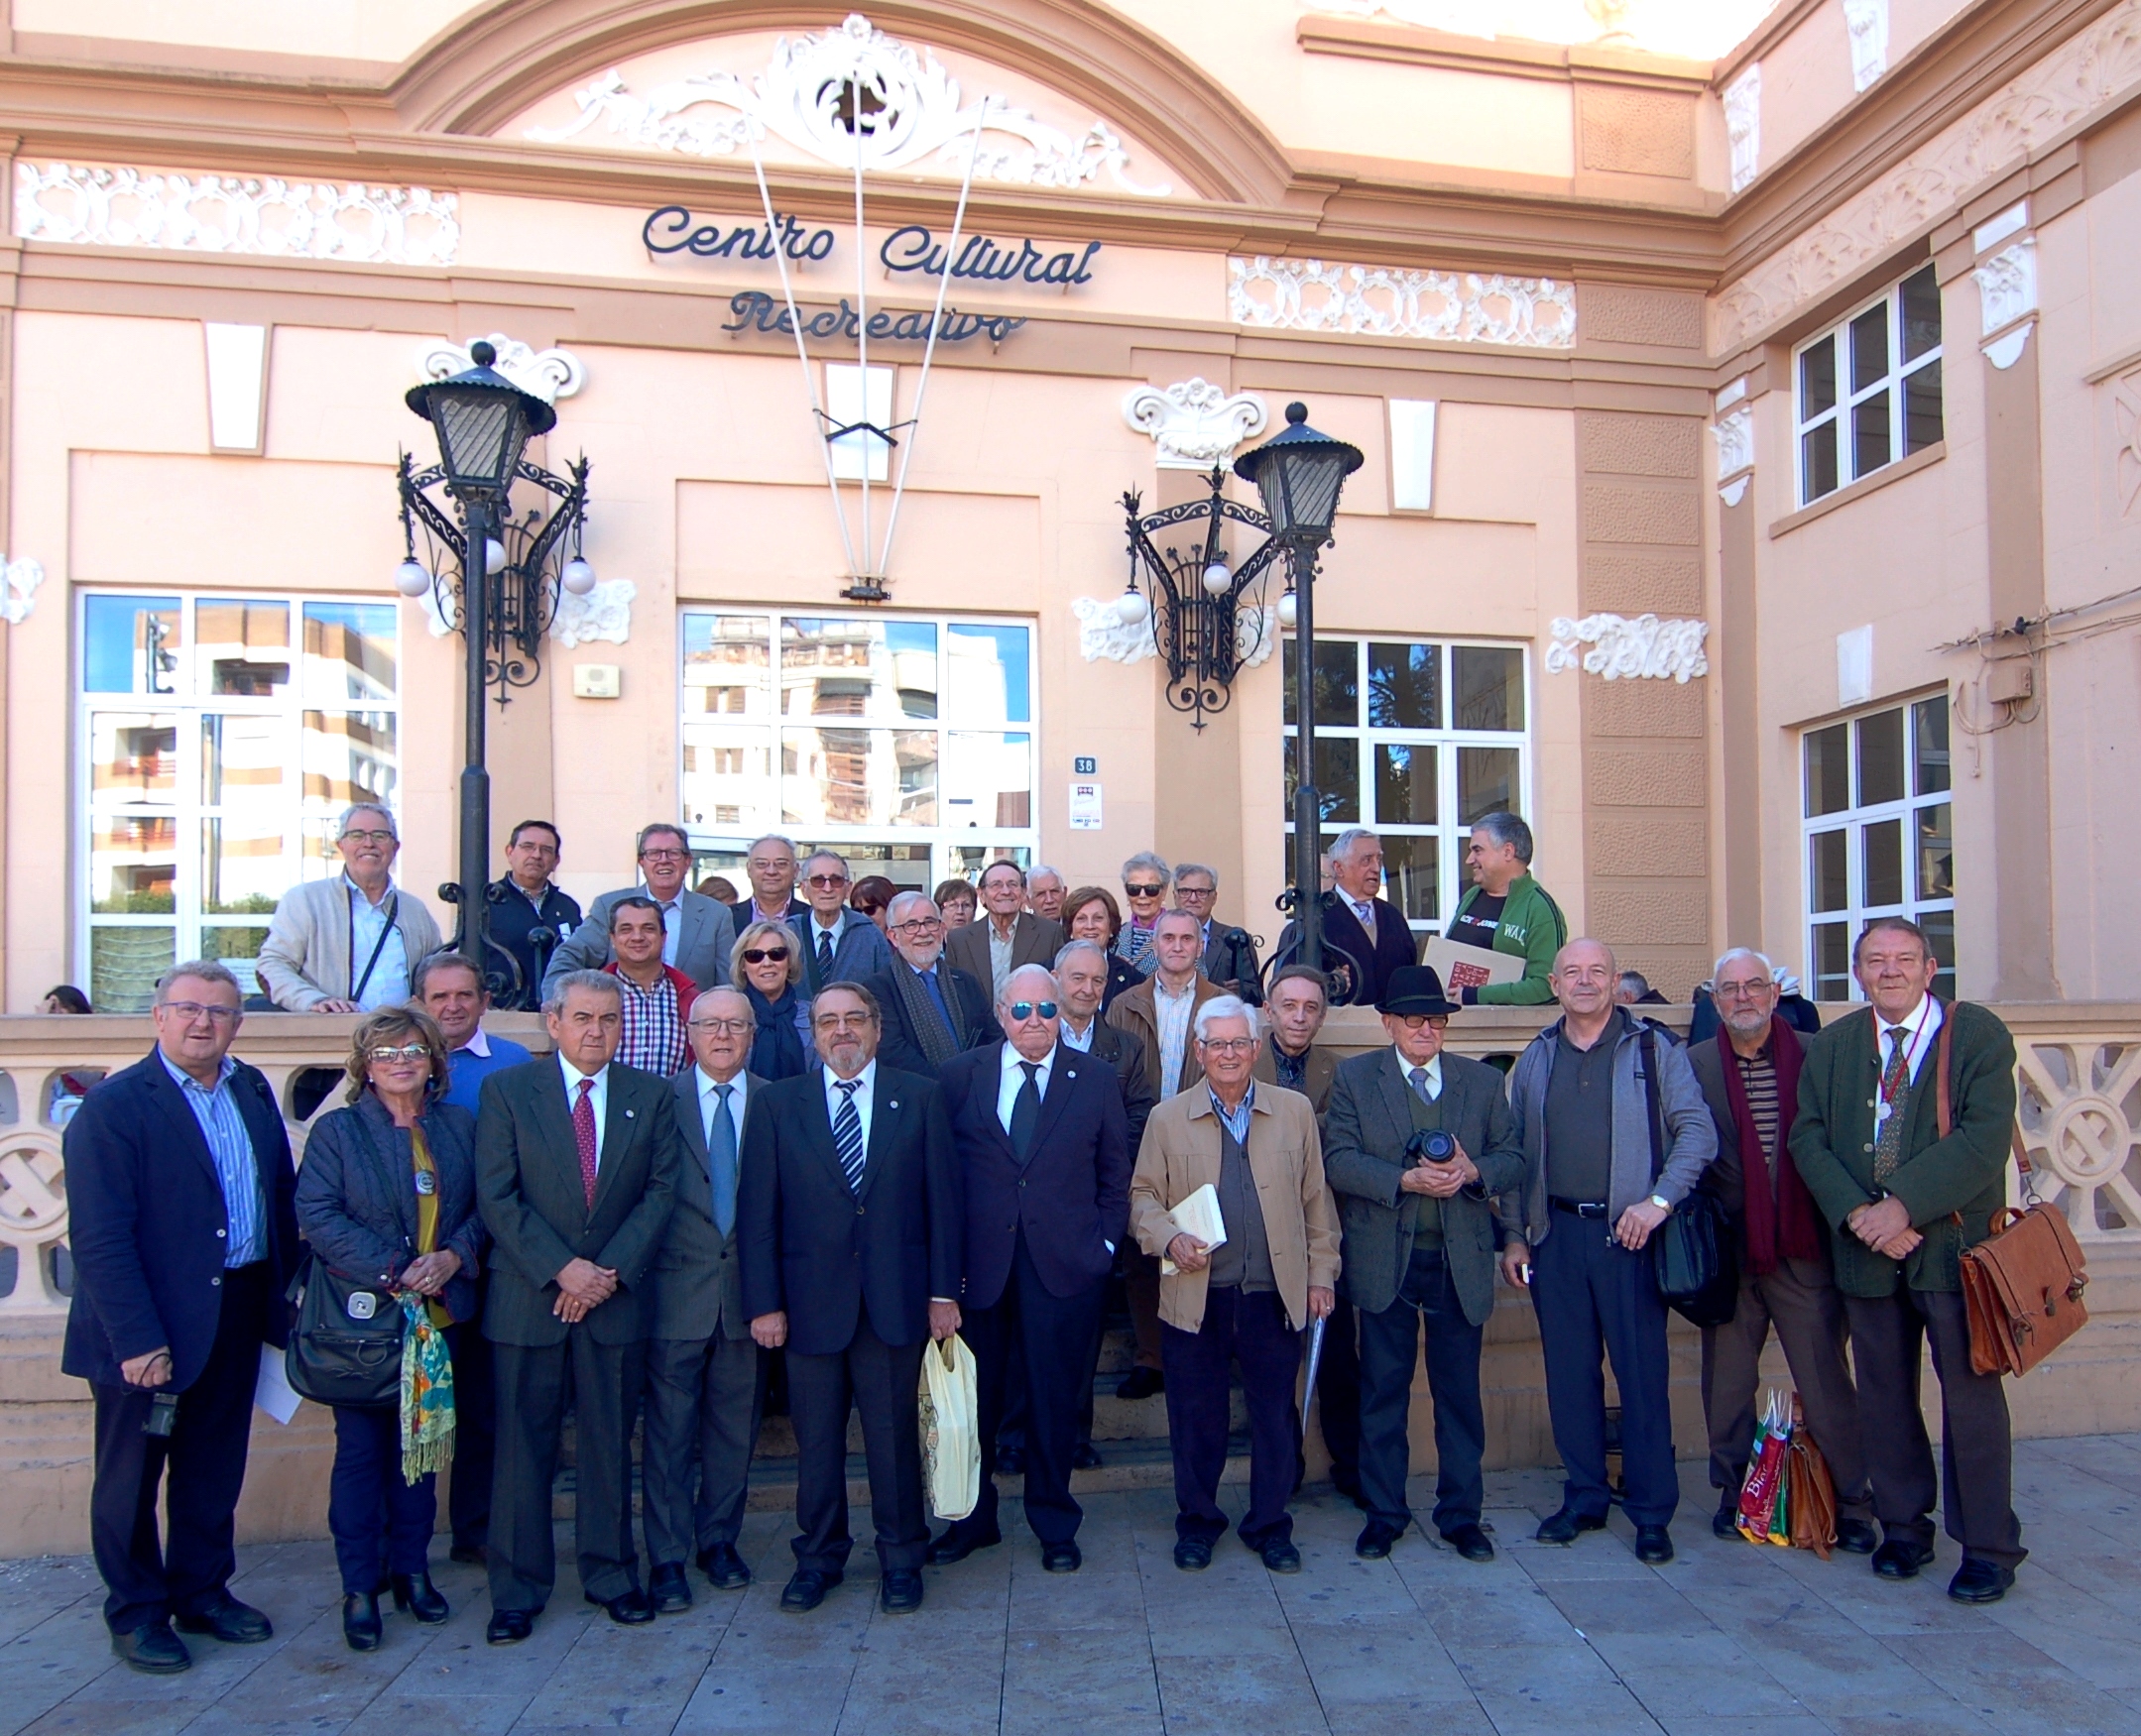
[602, 897, 694, 1078]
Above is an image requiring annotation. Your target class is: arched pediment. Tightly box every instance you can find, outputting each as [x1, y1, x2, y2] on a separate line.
[392, 2, 1292, 206]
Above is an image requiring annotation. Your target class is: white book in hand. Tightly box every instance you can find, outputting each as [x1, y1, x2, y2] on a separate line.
[1160, 1183, 1228, 1276]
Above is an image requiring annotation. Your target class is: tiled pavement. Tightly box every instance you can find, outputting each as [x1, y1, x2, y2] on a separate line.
[3, 1434, 2139, 1736]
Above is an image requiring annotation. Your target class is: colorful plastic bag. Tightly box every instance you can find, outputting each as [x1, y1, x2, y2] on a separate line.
[1736, 1389, 1791, 1545]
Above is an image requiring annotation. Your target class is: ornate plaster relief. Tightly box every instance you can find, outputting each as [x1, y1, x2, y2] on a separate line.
[13, 163, 459, 265]
[0, 558, 44, 626]
[2111, 367, 2141, 518]
[1229, 256, 1576, 347]
[1844, 0, 1889, 92]
[1072, 597, 1277, 668]
[419, 335, 585, 404]
[1546, 612, 1711, 681]
[1123, 380, 1268, 470]
[551, 580, 638, 648]
[1724, 64, 1761, 193]
[1714, 401, 1753, 506]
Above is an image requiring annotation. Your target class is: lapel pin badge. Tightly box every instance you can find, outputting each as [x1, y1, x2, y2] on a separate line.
[625, 1107, 636, 1119]
[889, 1099, 899, 1110]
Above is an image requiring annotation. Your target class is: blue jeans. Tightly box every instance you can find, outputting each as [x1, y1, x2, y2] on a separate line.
[329, 1404, 437, 1594]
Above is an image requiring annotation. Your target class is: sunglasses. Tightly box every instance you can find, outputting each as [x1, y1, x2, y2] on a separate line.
[804, 873, 849, 888]
[741, 947, 790, 964]
[1007, 1000, 1059, 1021]
[368, 1043, 430, 1064]
[1125, 883, 1165, 898]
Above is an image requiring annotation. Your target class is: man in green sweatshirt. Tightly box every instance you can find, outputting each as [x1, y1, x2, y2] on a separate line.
[1444, 813, 1565, 1007]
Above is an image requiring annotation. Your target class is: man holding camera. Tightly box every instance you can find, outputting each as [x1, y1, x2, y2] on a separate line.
[1323, 967, 1525, 1561]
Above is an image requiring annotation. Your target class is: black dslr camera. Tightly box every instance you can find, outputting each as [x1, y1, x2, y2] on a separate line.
[1405, 1127, 1459, 1165]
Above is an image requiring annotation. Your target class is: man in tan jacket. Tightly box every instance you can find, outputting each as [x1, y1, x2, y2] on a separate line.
[1129, 996, 1339, 1574]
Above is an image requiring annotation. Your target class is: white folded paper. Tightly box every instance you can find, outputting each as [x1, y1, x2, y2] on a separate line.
[1160, 1182, 1228, 1276]
[255, 1344, 302, 1425]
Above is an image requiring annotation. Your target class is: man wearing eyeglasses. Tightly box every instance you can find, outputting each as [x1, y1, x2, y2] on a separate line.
[542, 823, 736, 997]
[63, 961, 300, 1675]
[642, 987, 767, 1614]
[927, 966, 1130, 1573]
[1323, 967, 1525, 1563]
[789, 850, 892, 995]
[257, 803, 443, 1012]
[1172, 863, 1263, 1003]
[486, 821, 581, 1011]
[1130, 997, 1339, 1573]
[743, 834, 810, 928]
[868, 892, 994, 1080]
[945, 861, 1065, 1000]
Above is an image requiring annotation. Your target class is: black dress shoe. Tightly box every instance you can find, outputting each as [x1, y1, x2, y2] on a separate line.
[1355, 1520, 1403, 1560]
[1116, 1367, 1164, 1401]
[449, 1543, 488, 1566]
[111, 1618, 190, 1675]
[1714, 1490, 1742, 1541]
[1040, 1541, 1081, 1573]
[1535, 1506, 1608, 1546]
[697, 1544, 751, 1590]
[1072, 1443, 1104, 1470]
[780, 1568, 841, 1612]
[1634, 1525, 1675, 1564]
[486, 1608, 534, 1646]
[1872, 1539, 1934, 1579]
[1173, 1536, 1213, 1571]
[925, 1524, 1002, 1566]
[1443, 1523, 1495, 1562]
[1835, 1518, 1879, 1556]
[341, 1592, 383, 1652]
[995, 1444, 1026, 1476]
[1949, 1556, 2016, 1603]
[879, 1569, 925, 1613]
[649, 1563, 692, 1614]
[173, 1595, 272, 1644]
[390, 1572, 449, 1624]
[588, 1587, 655, 1625]
[1258, 1539, 1302, 1573]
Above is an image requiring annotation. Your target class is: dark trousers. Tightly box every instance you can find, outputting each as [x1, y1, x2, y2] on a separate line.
[963, 1235, 1106, 1546]
[1317, 1293, 1362, 1488]
[642, 1331, 764, 1564]
[1845, 1285, 2024, 1568]
[1161, 1286, 1301, 1548]
[89, 1262, 272, 1635]
[787, 1315, 928, 1574]
[1125, 1248, 1163, 1371]
[444, 1319, 494, 1552]
[1532, 1216, 1679, 1526]
[1356, 1249, 1486, 1536]
[1701, 1256, 1871, 1518]
[487, 1331, 645, 1612]
[328, 1405, 437, 1594]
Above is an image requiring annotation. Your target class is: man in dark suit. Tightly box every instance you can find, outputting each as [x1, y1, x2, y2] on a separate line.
[542, 822, 737, 996]
[1172, 862, 1263, 1002]
[927, 966, 1130, 1572]
[63, 960, 300, 1675]
[644, 986, 767, 1613]
[790, 849, 892, 995]
[475, 970, 682, 1643]
[1318, 828, 1419, 1007]
[1323, 967, 1526, 1562]
[944, 861, 1065, 1000]
[870, 891, 994, 1079]
[1689, 947, 1873, 1551]
[737, 981, 964, 1616]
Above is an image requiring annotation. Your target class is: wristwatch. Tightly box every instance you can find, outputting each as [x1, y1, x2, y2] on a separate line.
[1647, 1194, 1671, 1212]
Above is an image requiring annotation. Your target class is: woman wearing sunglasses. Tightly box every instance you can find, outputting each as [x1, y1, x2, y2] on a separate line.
[731, 919, 813, 1081]
[294, 1004, 483, 1651]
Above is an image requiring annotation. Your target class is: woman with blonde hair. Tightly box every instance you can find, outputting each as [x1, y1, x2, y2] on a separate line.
[294, 1002, 483, 1651]
[731, 918, 812, 1080]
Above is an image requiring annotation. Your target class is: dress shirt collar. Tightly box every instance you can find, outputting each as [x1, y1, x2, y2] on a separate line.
[1154, 974, 1195, 1004]
[1001, 1041, 1057, 1086]
[160, 1049, 236, 1095]
[343, 871, 394, 911]
[1882, 991, 1936, 1042]
[558, 1054, 610, 1096]
[823, 1059, 877, 1110]
[1206, 1081, 1256, 1142]
[1060, 1014, 1095, 1050]
[809, 906, 847, 933]
[751, 897, 791, 924]
[455, 1027, 493, 1060]
[1393, 1048, 1444, 1099]
[697, 1065, 747, 1117]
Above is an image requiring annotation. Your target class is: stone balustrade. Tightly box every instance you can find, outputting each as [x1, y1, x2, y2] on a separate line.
[0, 1000, 2133, 1559]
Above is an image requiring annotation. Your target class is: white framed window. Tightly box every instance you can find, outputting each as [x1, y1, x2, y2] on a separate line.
[678, 610, 1036, 892]
[75, 591, 401, 1010]
[1281, 636, 1531, 934]
[1794, 262, 1943, 505]
[1802, 692, 1954, 1001]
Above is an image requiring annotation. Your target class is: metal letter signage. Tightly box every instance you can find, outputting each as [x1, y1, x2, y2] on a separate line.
[878, 225, 1100, 285]
[721, 291, 1024, 343]
[643, 205, 836, 261]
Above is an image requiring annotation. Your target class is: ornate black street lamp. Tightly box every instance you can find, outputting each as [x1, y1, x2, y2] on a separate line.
[398, 341, 593, 993]
[1233, 403, 1364, 978]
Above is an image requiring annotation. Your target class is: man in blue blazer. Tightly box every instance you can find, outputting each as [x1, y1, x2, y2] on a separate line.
[736, 980, 963, 1616]
[62, 960, 300, 1675]
[926, 965, 1130, 1573]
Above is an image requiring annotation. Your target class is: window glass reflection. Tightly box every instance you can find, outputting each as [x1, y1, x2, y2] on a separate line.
[1368, 642, 1439, 730]
[196, 600, 289, 697]
[302, 710, 399, 816]
[89, 715, 178, 804]
[781, 727, 939, 827]
[1457, 747, 1518, 824]
[944, 732, 1032, 830]
[302, 603, 397, 702]
[91, 814, 178, 913]
[1380, 834, 1439, 922]
[1282, 736, 1359, 825]
[91, 927, 175, 1014]
[683, 614, 770, 716]
[782, 619, 939, 722]
[1452, 645, 1524, 732]
[947, 625, 1030, 724]
[83, 597, 181, 695]
[683, 726, 774, 832]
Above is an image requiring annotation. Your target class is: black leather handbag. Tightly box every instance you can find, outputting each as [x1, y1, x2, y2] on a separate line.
[285, 1252, 405, 1409]
[1639, 1027, 1739, 1329]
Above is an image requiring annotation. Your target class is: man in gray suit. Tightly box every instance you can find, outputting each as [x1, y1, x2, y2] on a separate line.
[1323, 966, 1525, 1562]
[944, 862, 1064, 999]
[790, 850, 892, 996]
[543, 823, 736, 996]
[644, 986, 766, 1612]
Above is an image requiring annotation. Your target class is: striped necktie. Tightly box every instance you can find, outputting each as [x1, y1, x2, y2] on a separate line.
[832, 1079, 867, 1193]
[1872, 1026, 1912, 1184]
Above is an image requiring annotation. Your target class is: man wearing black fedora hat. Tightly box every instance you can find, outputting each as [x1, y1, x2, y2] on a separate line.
[1322, 966, 1526, 1561]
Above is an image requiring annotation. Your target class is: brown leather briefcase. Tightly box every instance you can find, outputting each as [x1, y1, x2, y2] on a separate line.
[1931, 1013, 2090, 1377]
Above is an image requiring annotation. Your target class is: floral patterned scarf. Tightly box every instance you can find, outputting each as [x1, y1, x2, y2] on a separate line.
[398, 1293, 455, 1484]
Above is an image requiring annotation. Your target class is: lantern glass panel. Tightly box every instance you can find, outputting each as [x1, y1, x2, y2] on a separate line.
[430, 390, 527, 491]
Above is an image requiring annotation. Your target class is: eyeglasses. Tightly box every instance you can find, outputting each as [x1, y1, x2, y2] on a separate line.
[892, 917, 943, 935]
[813, 1011, 875, 1031]
[159, 999, 241, 1024]
[640, 847, 688, 862]
[688, 1017, 755, 1034]
[741, 948, 790, 964]
[805, 873, 849, 889]
[1200, 1037, 1256, 1055]
[1007, 1001, 1059, 1021]
[1395, 1014, 1451, 1032]
[367, 1043, 430, 1064]
[1125, 883, 1165, 898]
[340, 829, 395, 847]
[1175, 884, 1215, 899]
[1716, 982, 1775, 999]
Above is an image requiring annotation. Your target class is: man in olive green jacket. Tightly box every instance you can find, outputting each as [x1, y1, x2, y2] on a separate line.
[1788, 916, 2022, 1604]
[1443, 813, 1564, 1007]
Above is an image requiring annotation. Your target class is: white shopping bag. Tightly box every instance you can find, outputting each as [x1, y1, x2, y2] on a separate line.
[918, 1331, 981, 1522]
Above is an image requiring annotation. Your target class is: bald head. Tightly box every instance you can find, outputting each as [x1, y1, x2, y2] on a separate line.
[1549, 937, 1617, 1024]
[998, 963, 1062, 1060]
[686, 984, 755, 1082]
